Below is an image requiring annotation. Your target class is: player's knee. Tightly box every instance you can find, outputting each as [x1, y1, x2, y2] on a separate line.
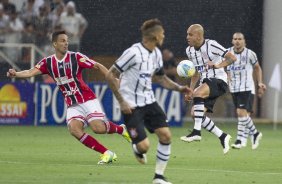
[237, 108, 248, 117]
[159, 130, 171, 144]
[193, 91, 205, 98]
[191, 112, 195, 119]
[89, 120, 107, 134]
[68, 126, 83, 139]
[137, 141, 150, 153]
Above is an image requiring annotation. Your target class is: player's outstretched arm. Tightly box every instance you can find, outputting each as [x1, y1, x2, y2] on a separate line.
[153, 74, 192, 94]
[7, 68, 42, 78]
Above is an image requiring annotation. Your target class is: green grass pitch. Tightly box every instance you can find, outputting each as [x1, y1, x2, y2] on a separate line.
[0, 123, 282, 184]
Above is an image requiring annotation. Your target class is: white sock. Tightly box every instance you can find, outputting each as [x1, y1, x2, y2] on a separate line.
[202, 116, 223, 137]
[194, 104, 205, 131]
[239, 116, 258, 135]
[236, 120, 246, 141]
[132, 144, 141, 154]
[155, 142, 171, 175]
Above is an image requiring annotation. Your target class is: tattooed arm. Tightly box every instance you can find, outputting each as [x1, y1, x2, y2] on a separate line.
[207, 52, 237, 69]
[105, 66, 132, 114]
[216, 52, 237, 68]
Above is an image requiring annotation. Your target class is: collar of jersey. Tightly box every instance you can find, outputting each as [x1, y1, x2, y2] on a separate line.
[140, 42, 153, 53]
[54, 51, 68, 62]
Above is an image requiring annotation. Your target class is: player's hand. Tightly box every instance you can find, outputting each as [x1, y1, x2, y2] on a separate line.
[184, 93, 193, 102]
[178, 85, 191, 93]
[258, 82, 266, 98]
[179, 86, 193, 102]
[120, 101, 133, 114]
[7, 69, 16, 78]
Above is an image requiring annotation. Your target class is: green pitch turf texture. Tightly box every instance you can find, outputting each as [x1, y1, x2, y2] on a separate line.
[0, 123, 281, 184]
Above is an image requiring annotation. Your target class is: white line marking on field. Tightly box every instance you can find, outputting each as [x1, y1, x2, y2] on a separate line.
[0, 160, 281, 176]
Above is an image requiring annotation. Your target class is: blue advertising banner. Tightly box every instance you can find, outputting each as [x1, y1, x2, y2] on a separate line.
[35, 82, 185, 126]
[0, 82, 35, 125]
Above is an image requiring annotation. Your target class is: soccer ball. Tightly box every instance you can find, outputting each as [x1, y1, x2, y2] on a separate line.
[176, 60, 195, 78]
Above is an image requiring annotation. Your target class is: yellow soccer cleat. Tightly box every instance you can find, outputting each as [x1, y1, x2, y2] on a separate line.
[97, 150, 117, 165]
[120, 124, 132, 143]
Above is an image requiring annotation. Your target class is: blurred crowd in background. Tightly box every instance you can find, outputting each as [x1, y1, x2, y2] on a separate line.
[0, 0, 88, 64]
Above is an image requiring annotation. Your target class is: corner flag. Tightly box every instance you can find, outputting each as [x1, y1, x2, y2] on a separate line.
[268, 63, 281, 91]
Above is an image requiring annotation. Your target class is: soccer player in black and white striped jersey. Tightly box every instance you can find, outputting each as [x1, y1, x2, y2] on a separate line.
[180, 24, 237, 154]
[106, 19, 192, 184]
[227, 32, 266, 149]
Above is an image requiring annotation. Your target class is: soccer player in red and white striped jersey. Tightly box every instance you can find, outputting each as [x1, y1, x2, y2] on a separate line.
[7, 31, 131, 164]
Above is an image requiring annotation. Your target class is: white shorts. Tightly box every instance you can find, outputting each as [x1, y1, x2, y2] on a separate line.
[66, 99, 106, 126]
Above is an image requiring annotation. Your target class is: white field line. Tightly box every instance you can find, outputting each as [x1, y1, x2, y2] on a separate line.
[0, 160, 281, 176]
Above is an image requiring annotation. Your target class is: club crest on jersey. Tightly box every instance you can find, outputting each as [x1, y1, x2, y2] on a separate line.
[202, 52, 209, 60]
[241, 56, 246, 62]
[129, 128, 138, 138]
[64, 62, 70, 69]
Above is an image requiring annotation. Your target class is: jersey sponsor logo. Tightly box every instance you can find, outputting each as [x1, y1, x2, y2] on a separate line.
[54, 76, 75, 85]
[195, 65, 206, 72]
[139, 73, 151, 78]
[229, 65, 246, 71]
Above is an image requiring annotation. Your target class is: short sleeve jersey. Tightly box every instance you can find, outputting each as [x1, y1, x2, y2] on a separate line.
[35, 51, 97, 106]
[227, 47, 257, 93]
[114, 43, 163, 108]
[186, 39, 229, 83]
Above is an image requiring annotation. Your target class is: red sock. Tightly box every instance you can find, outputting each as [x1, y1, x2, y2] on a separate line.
[79, 133, 107, 154]
[104, 121, 123, 134]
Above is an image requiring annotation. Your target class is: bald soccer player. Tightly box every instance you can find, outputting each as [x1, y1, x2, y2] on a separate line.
[180, 24, 237, 154]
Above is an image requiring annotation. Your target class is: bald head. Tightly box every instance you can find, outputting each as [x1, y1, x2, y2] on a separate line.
[186, 24, 205, 47]
[189, 24, 204, 37]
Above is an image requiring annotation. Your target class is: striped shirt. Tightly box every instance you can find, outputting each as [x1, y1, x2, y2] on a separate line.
[227, 47, 257, 93]
[186, 39, 228, 83]
[114, 42, 163, 108]
[35, 51, 96, 106]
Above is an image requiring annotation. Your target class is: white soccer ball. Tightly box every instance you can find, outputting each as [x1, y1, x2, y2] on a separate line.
[176, 60, 195, 78]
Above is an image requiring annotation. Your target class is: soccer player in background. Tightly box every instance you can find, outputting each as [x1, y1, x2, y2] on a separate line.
[180, 24, 236, 154]
[227, 32, 266, 149]
[6, 30, 131, 164]
[106, 19, 192, 184]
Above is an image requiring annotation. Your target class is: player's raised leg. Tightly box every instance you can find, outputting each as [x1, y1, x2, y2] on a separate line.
[85, 99, 131, 143]
[68, 119, 116, 164]
[201, 116, 231, 154]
